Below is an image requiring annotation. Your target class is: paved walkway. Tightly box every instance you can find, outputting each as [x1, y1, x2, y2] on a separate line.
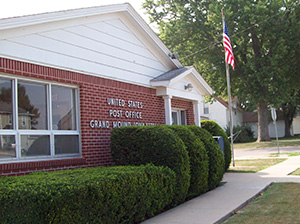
[142, 147, 300, 224]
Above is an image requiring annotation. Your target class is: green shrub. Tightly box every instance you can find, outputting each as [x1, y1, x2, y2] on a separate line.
[188, 125, 225, 190]
[111, 125, 190, 205]
[0, 164, 176, 224]
[168, 125, 209, 198]
[225, 124, 255, 143]
[201, 120, 231, 171]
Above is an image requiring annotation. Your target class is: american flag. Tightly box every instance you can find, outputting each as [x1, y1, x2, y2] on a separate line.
[223, 20, 235, 70]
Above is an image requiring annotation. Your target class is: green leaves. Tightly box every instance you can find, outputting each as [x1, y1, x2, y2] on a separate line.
[111, 125, 190, 205]
[0, 165, 176, 223]
[143, 0, 300, 140]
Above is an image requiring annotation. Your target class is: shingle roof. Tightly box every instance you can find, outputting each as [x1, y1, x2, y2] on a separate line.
[151, 66, 191, 82]
[214, 97, 243, 112]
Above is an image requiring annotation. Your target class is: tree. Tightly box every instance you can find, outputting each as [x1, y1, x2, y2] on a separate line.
[143, 0, 300, 141]
[281, 91, 300, 137]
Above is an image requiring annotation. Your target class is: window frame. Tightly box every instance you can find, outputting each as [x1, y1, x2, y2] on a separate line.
[0, 74, 81, 163]
[172, 109, 187, 125]
[203, 102, 209, 114]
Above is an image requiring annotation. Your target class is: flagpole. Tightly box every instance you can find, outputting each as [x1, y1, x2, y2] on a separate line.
[222, 9, 235, 167]
[225, 62, 235, 167]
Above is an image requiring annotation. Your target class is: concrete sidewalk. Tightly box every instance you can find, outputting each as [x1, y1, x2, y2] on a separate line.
[142, 155, 300, 224]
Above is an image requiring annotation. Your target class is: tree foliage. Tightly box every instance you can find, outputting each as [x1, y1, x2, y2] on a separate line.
[143, 0, 300, 141]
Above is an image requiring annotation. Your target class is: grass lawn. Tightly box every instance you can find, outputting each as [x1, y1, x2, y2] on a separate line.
[227, 158, 287, 173]
[223, 183, 300, 224]
[290, 168, 300, 176]
[234, 135, 300, 150]
[270, 152, 300, 157]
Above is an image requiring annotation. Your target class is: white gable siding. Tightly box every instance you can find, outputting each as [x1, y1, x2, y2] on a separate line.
[0, 16, 169, 86]
[166, 76, 206, 101]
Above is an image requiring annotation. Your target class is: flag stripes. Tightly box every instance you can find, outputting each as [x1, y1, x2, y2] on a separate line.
[223, 21, 235, 70]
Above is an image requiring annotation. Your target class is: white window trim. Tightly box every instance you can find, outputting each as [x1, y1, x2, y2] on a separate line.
[172, 109, 187, 125]
[0, 74, 81, 163]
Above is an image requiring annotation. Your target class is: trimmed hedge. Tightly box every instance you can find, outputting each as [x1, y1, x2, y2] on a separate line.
[168, 125, 209, 198]
[201, 120, 232, 171]
[188, 125, 225, 190]
[0, 164, 176, 224]
[111, 125, 190, 205]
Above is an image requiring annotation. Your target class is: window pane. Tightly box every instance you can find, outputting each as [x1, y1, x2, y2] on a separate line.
[55, 135, 79, 154]
[172, 111, 178, 125]
[18, 82, 47, 130]
[21, 135, 50, 157]
[181, 111, 186, 125]
[0, 79, 13, 129]
[52, 86, 76, 130]
[203, 102, 209, 114]
[0, 135, 16, 158]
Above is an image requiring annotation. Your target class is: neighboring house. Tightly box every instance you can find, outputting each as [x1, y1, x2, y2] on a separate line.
[242, 110, 297, 138]
[203, 97, 299, 138]
[293, 114, 300, 135]
[0, 4, 213, 176]
[202, 97, 243, 129]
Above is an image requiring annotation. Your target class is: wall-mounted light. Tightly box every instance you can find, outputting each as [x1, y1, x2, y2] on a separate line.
[168, 53, 179, 59]
[184, 83, 193, 91]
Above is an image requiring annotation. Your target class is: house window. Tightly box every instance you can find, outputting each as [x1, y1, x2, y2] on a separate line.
[203, 102, 209, 114]
[18, 81, 47, 130]
[172, 110, 186, 125]
[0, 75, 80, 162]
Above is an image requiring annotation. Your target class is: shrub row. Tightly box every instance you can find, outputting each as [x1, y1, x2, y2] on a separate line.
[111, 125, 226, 203]
[188, 125, 225, 190]
[168, 126, 209, 198]
[111, 125, 190, 205]
[201, 120, 231, 171]
[0, 164, 176, 224]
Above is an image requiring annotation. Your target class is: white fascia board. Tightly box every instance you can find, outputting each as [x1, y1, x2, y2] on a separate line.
[168, 88, 202, 101]
[155, 86, 202, 102]
[0, 4, 129, 30]
[150, 80, 170, 87]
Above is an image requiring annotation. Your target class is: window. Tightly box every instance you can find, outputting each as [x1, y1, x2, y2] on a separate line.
[172, 110, 186, 125]
[0, 76, 80, 162]
[203, 102, 209, 114]
[52, 86, 76, 130]
[0, 79, 13, 130]
[18, 81, 47, 130]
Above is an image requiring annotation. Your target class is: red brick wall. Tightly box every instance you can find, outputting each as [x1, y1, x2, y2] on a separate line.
[0, 58, 195, 176]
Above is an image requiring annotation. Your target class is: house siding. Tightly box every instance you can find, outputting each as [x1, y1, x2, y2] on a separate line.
[208, 101, 228, 129]
[0, 17, 169, 87]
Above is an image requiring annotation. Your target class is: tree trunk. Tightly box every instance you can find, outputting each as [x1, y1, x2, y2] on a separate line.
[284, 118, 292, 137]
[257, 101, 271, 142]
[283, 104, 296, 137]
